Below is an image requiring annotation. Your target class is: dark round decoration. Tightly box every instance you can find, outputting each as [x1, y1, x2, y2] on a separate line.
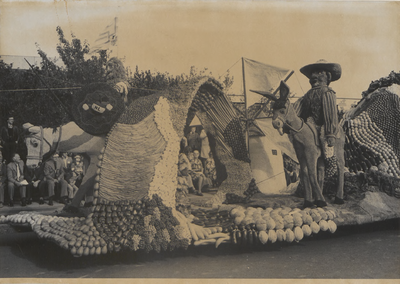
[71, 83, 125, 135]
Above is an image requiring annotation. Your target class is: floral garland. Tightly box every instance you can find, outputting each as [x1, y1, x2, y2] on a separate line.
[148, 96, 182, 208]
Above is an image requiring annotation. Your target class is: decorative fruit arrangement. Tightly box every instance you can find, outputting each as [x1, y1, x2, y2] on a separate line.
[191, 208, 232, 228]
[223, 178, 261, 204]
[343, 77, 400, 178]
[225, 205, 338, 246]
[243, 178, 261, 197]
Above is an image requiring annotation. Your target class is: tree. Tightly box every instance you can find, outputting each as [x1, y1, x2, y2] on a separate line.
[0, 26, 110, 130]
[37, 26, 108, 87]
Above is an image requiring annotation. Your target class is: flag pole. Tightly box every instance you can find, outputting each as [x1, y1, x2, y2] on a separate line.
[242, 57, 250, 157]
[114, 16, 118, 57]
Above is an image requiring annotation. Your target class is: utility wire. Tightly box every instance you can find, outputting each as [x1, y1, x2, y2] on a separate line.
[0, 87, 81, 93]
[218, 58, 241, 79]
[294, 72, 305, 95]
[0, 86, 164, 93]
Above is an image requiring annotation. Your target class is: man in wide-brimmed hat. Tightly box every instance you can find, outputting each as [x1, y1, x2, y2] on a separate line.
[296, 59, 342, 147]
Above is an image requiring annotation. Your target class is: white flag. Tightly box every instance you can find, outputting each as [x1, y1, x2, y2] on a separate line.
[91, 17, 117, 54]
[244, 58, 291, 108]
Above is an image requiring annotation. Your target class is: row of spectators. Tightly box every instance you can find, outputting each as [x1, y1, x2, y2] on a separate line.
[177, 128, 217, 196]
[0, 150, 86, 208]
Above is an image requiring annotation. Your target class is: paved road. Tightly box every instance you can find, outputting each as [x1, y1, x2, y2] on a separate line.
[0, 219, 399, 279]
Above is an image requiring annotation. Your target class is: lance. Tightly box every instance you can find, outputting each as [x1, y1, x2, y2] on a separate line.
[24, 58, 72, 116]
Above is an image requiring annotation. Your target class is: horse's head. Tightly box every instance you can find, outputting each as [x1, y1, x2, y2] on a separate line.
[251, 81, 292, 136]
[23, 123, 53, 168]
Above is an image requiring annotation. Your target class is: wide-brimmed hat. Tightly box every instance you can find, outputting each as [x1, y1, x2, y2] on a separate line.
[300, 59, 342, 82]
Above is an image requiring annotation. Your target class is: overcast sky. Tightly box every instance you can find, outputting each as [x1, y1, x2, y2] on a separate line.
[1, 1, 399, 102]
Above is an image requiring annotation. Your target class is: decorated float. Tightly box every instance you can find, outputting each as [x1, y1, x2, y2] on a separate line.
[1, 69, 399, 257]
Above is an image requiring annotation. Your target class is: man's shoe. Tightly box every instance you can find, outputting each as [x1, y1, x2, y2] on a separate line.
[334, 196, 345, 205]
[48, 199, 53, 206]
[314, 200, 327, 208]
[39, 198, 44, 205]
[83, 202, 93, 208]
[9, 200, 14, 207]
[27, 199, 32, 205]
[0, 202, 3, 208]
[303, 200, 314, 209]
[21, 198, 27, 207]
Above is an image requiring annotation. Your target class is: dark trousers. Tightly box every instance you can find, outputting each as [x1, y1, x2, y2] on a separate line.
[7, 182, 26, 201]
[42, 179, 68, 199]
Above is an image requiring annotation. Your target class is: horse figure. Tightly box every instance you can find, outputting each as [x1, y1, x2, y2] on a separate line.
[24, 121, 106, 211]
[252, 81, 345, 208]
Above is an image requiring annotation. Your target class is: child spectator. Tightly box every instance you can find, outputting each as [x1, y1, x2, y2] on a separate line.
[67, 174, 79, 202]
[71, 154, 85, 187]
[204, 151, 217, 187]
[61, 152, 73, 176]
[190, 150, 211, 196]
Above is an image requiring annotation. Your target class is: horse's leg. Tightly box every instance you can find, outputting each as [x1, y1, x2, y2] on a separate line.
[334, 134, 345, 204]
[296, 149, 313, 208]
[305, 149, 327, 207]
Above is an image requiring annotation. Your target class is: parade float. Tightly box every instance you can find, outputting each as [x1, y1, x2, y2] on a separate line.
[1, 70, 399, 257]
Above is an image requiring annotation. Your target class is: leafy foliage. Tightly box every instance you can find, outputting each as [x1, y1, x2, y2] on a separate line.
[0, 26, 234, 132]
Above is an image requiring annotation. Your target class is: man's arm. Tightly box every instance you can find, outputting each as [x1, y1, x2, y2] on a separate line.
[322, 89, 338, 146]
[6, 164, 18, 185]
[43, 163, 56, 182]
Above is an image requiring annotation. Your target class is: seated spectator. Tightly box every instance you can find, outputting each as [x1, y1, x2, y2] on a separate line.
[43, 152, 68, 205]
[66, 174, 79, 202]
[187, 151, 194, 163]
[204, 151, 217, 187]
[71, 154, 85, 187]
[0, 149, 6, 208]
[190, 150, 211, 196]
[24, 162, 45, 205]
[7, 153, 27, 207]
[177, 153, 194, 194]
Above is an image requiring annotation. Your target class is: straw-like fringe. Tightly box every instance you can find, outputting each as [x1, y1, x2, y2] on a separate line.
[99, 113, 166, 201]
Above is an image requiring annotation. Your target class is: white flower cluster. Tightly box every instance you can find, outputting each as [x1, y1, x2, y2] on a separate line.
[172, 210, 192, 243]
[148, 96, 181, 208]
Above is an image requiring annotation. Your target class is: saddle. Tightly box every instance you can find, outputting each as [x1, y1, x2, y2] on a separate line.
[304, 118, 321, 148]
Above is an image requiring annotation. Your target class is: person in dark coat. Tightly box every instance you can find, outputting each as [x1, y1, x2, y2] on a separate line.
[187, 127, 201, 152]
[24, 162, 45, 205]
[0, 149, 6, 208]
[1, 116, 19, 163]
